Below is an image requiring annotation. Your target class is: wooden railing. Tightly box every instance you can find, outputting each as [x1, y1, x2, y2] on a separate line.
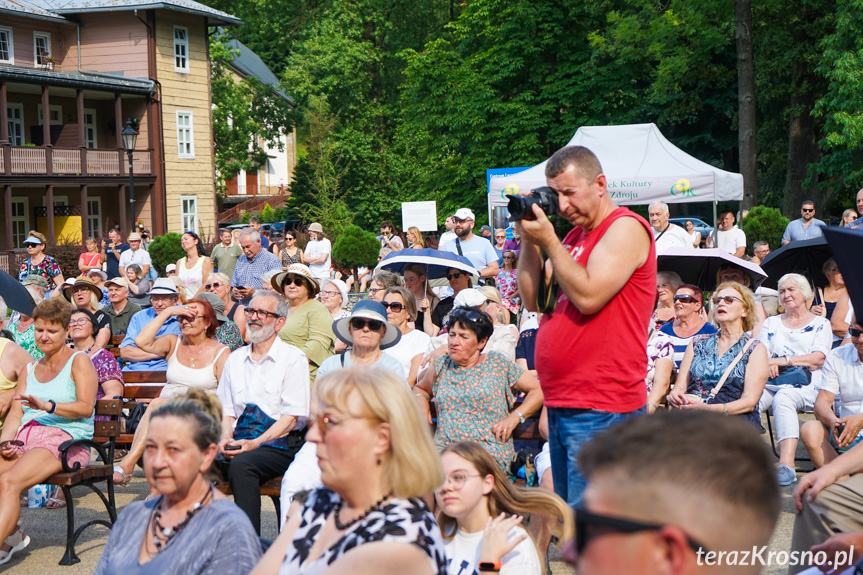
[2, 146, 152, 176]
[218, 195, 287, 224]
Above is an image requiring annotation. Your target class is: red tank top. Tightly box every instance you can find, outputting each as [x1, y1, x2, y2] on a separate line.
[535, 207, 656, 412]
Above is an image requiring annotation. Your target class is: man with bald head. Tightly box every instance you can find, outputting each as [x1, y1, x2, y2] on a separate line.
[848, 189, 863, 231]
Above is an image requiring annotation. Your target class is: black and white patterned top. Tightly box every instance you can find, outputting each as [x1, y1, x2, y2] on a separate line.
[280, 488, 448, 575]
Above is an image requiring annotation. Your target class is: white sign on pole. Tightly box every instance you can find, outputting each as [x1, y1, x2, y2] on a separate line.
[401, 201, 438, 232]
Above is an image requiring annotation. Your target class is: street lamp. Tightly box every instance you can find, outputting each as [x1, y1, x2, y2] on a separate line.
[121, 119, 138, 233]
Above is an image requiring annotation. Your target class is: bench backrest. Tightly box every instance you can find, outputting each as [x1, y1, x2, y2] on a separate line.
[123, 370, 168, 384]
[93, 398, 123, 441]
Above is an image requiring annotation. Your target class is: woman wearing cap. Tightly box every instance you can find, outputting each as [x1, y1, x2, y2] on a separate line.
[304, 223, 332, 282]
[19, 231, 64, 290]
[205, 272, 246, 343]
[64, 277, 112, 350]
[78, 237, 102, 276]
[382, 287, 431, 387]
[198, 292, 244, 351]
[112, 298, 230, 487]
[275, 264, 335, 380]
[125, 263, 151, 308]
[87, 269, 110, 307]
[414, 306, 542, 475]
[176, 231, 214, 300]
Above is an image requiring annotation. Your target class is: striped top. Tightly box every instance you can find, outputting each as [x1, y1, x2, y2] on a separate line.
[659, 321, 718, 369]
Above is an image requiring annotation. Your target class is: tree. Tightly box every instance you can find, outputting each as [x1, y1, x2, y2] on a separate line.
[740, 206, 789, 253]
[736, 0, 758, 210]
[148, 233, 186, 274]
[332, 225, 380, 286]
[260, 203, 277, 223]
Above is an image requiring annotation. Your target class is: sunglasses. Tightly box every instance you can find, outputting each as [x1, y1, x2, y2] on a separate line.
[283, 276, 307, 287]
[849, 327, 863, 338]
[205, 282, 223, 290]
[285, 237, 295, 241]
[573, 507, 707, 556]
[381, 301, 404, 312]
[447, 272, 465, 280]
[246, 307, 280, 320]
[673, 294, 699, 304]
[503, 256, 515, 260]
[350, 317, 384, 332]
[802, 208, 815, 213]
[712, 295, 743, 305]
[452, 308, 490, 325]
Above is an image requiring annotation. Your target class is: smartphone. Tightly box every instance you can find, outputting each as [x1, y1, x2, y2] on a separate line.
[224, 444, 242, 451]
[235, 286, 246, 291]
[837, 423, 846, 437]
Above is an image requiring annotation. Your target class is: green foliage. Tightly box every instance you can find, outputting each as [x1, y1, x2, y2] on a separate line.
[240, 212, 252, 223]
[332, 225, 380, 282]
[147, 233, 186, 274]
[740, 206, 789, 253]
[260, 203, 277, 223]
[48, 236, 86, 279]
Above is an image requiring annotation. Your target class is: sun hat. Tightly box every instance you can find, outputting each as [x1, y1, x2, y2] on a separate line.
[274, 263, 320, 297]
[127, 232, 143, 242]
[332, 299, 401, 350]
[454, 208, 475, 221]
[104, 277, 130, 289]
[21, 275, 48, 289]
[308, 222, 324, 234]
[197, 292, 229, 323]
[86, 269, 108, 281]
[63, 276, 104, 302]
[147, 277, 180, 296]
[453, 288, 487, 309]
[165, 263, 177, 273]
[23, 236, 43, 246]
[321, 278, 349, 309]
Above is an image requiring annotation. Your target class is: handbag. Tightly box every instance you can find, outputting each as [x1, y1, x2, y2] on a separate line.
[767, 365, 812, 388]
[233, 404, 305, 451]
[124, 402, 148, 435]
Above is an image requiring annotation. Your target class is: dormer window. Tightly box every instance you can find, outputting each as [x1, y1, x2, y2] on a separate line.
[34, 32, 51, 67]
[0, 27, 13, 64]
[174, 27, 189, 72]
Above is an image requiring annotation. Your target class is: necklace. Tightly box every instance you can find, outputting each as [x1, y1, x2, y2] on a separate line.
[333, 491, 393, 531]
[150, 485, 212, 552]
[184, 339, 207, 368]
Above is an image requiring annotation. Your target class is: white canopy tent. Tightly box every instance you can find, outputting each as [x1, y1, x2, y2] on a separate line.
[487, 123, 743, 210]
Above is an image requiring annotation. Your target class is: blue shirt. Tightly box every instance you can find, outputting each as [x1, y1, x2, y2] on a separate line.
[848, 218, 863, 231]
[120, 308, 181, 371]
[230, 248, 282, 305]
[782, 218, 826, 244]
[317, 351, 406, 382]
[441, 235, 500, 272]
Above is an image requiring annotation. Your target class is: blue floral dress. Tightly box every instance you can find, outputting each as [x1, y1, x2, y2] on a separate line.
[686, 333, 761, 429]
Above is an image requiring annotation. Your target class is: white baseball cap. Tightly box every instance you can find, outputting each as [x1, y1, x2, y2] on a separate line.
[165, 264, 177, 273]
[453, 208, 475, 221]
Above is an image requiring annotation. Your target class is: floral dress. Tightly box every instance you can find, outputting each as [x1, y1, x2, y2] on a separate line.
[687, 332, 762, 429]
[216, 321, 244, 351]
[19, 255, 62, 284]
[10, 320, 43, 360]
[495, 269, 520, 314]
[645, 330, 674, 393]
[279, 488, 447, 575]
[433, 351, 523, 473]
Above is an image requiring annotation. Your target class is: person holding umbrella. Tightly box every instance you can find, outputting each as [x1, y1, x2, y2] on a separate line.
[403, 264, 439, 333]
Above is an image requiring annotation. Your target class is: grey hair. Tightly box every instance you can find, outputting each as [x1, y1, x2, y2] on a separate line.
[777, 273, 813, 301]
[25, 285, 44, 307]
[238, 227, 260, 242]
[648, 201, 669, 214]
[753, 240, 769, 251]
[372, 270, 403, 289]
[657, 270, 683, 290]
[251, 289, 289, 318]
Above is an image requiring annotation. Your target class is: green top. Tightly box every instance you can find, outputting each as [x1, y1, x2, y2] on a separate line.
[10, 320, 43, 360]
[278, 299, 335, 382]
[22, 351, 94, 441]
[100, 301, 142, 336]
[211, 243, 244, 281]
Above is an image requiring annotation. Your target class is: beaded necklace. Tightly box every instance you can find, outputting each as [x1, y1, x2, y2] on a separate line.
[333, 491, 393, 531]
[150, 485, 213, 552]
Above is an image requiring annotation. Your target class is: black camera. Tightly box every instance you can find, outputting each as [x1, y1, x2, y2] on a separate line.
[507, 186, 560, 221]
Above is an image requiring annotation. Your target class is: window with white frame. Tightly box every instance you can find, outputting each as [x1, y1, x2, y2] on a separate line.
[34, 32, 51, 66]
[11, 198, 29, 248]
[181, 196, 198, 233]
[0, 27, 13, 64]
[176, 111, 194, 158]
[173, 26, 189, 72]
[36, 104, 63, 126]
[87, 198, 102, 238]
[7, 103, 24, 145]
[84, 108, 97, 148]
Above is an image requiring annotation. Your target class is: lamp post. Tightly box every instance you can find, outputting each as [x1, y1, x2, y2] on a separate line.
[121, 119, 138, 233]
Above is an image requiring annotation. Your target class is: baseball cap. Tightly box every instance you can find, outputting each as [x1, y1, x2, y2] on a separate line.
[165, 264, 177, 273]
[454, 208, 475, 221]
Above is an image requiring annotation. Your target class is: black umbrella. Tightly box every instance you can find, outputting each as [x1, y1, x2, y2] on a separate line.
[0, 269, 36, 317]
[656, 247, 767, 292]
[823, 228, 863, 316]
[759, 237, 833, 290]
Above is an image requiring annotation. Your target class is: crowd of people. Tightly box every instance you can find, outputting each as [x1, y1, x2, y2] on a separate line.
[0, 150, 862, 573]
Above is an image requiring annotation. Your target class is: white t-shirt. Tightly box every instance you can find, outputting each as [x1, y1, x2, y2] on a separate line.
[653, 223, 692, 252]
[711, 228, 747, 254]
[304, 238, 332, 280]
[442, 235, 499, 272]
[384, 328, 431, 380]
[439, 231, 457, 247]
[445, 526, 541, 575]
[118, 247, 152, 269]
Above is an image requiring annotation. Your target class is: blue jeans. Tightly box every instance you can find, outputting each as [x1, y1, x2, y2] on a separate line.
[547, 406, 645, 507]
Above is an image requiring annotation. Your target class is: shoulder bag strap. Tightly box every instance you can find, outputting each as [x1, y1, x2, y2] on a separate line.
[707, 338, 758, 400]
[454, 238, 464, 256]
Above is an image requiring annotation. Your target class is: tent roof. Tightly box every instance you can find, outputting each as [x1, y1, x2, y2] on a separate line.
[488, 123, 743, 207]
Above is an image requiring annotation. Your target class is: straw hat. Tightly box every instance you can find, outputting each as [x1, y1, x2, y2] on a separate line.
[274, 264, 320, 297]
[308, 222, 324, 234]
[332, 299, 401, 350]
[147, 277, 181, 296]
[63, 276, 103, 302]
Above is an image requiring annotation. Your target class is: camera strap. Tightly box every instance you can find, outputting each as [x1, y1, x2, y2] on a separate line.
[536, 255, 559, 314]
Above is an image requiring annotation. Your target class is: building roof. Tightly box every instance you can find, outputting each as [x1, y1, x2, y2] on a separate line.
[0, 0, 67, 22]
[10, 0, 242, 26]
[227, 39, 290, 102]
[0, 65, 156, 95]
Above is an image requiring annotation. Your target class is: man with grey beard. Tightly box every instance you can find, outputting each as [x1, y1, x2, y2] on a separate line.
[215, 290, 310, 534]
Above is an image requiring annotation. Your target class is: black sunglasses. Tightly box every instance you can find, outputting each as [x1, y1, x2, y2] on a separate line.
[381, 301, 405, 312]
[673, 294, 698, 304]
[802, 208, 815, 212]
[452, 308, 490, 325]
[574, 507, 708, 556]
[447, 272, 465, 280]
[350, 317, 384, 332]
[283, 276, 307, 287]
[850, 327, 863, 338]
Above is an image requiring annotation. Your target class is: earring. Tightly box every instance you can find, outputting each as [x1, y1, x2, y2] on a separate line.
[376, 457, 382, 466]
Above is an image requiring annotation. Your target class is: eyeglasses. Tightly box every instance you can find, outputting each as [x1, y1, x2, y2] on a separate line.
[503, 256, 515, 260]
[712, 295, 743, 305]
[802, 208, 815, 213]
[246, 307, 281, 320]
[447, 272, 464, 280]
[69, 318, 91, 326]
[573, 507, 707, 556]
[485, 299, 497, 306]
[849, 327, 863, 338]
[673, 295, 698, 304]
[381, 301, 404, 312]
[205, 282, 223, 290]
[283, 276, 307, 287]
[495, 235, 506, 239]
[368, 287, 381, 295]
[452, 308, 490, 325]
[320, 290, 341, 298]
[350, 317, 384, 332]
[436, 472, 481, 492]
[313, 413, 377, 439]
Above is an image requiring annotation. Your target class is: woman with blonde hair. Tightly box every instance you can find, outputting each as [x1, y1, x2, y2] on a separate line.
[78, 237, 102, 276]
[437, 441, 573, 575]
[253, 367, 447, 575]
[403, 264, 439, 334]
[406, 227, 425, 249]
[840, 209, 858, 227]
[206, 272, 246, 342]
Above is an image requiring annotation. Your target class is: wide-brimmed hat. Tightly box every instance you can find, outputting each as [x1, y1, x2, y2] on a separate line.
[127, 232, 143, 242]
[275, 264, 320, 297]
[321, 278, 349, 309]
[148, 277, 180, 296]
[197, 292, 229, 323]
[104, 277, 130, 289]
[308, 222, 324, 234]
[332, 299, 401, 350]
[63, 276, 103, 302]
[86, 269, 108, 281]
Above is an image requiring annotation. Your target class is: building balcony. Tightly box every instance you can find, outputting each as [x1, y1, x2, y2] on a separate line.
[0, 145, 152, 178]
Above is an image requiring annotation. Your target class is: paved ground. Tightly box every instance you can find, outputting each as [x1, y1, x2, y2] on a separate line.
[7, 415, 813, 574]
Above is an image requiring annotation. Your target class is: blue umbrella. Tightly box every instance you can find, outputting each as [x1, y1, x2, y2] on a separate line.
[374, 248, 478, 279]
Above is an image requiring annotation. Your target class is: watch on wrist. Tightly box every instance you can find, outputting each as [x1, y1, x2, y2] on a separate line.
[478, 561, 502, 572]
[514, 409, 525, 424]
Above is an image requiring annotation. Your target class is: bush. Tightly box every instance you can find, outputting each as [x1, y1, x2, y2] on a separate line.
[332, 225, 380, 283]
[260, 203, 277, 223]
[741, 206, 789, 253]
[48, 235, 86, 279]
[148, 233, 185, 275]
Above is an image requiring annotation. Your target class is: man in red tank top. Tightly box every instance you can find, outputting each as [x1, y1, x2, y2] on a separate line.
[518, 146, 656, 506]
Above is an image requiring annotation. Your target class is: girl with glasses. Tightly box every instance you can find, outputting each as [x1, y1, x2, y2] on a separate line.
[436, 441, 573, 575]
[277, 233, 305, 268]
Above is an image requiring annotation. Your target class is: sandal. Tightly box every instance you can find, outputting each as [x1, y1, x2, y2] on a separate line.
[113, 465, 132, 487]
[46, 488, 66, 509]
[0, 528, 30, 565]
[113, 449, 129, 462]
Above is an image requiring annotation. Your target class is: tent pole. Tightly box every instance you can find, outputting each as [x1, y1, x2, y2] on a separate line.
[712, 200, 718, 245]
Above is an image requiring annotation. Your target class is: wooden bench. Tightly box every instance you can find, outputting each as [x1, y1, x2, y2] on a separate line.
[107, 334, 124, 360]
[45, 398, 123, 565]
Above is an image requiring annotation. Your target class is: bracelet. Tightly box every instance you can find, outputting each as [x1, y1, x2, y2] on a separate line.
[723, 403, 729, 416]
[513, 409, 525, 424]
[48, 399, 57, 414]
[786, 356, 792, 367]
[414, 392, 428, 400]
[648, 401, 657, 409]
